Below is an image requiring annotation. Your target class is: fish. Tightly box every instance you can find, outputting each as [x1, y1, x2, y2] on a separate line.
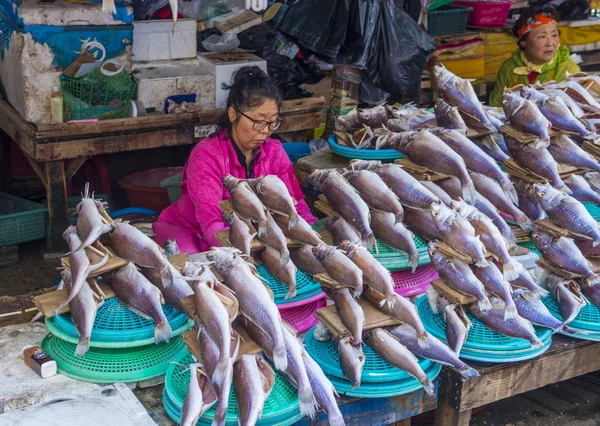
[141, 264, 193, 315]
[534, 183, 600, 245]
[336, 110, 360, 132]
[507, 261, 549, 298]
[207, 248, 288, 371]
[443, 303, 471, 355]
[322, 287, 365, 346]
[403, 207, 444, 242]
[434, 99, 468, 134]
[357, 105, 387, 127]
[262, 246, 297, 300]
[180, 364, 217, 426]
[240, 318, 318, 419]
[274, 213, 323, 246]
[513, 179, 546, 221]
[313, 244, 363, 297]
[502, 92, 552, 144]
[233, 354, 275, 426]
[71, 184, 112, 254]
[468, 298, 543, 348]
[429, 242, 492, 311]
[547, 274, 587, 326]
[513, 288, 581, 334]
[385, 108, 437, 131]
[343, 169, 404, 222]
[388, 324, 479, 379]
[308, 170, 373, 243]
[421, 181, 454, 206]
[339, 240, 396, 307]
[382, 130, 477, 203]
[370, 210, 420, 272]
[542, 88, 586, 118]
[163, 239, 180, 258]
[581, 281, 600, 308]
[108, 221, 173, 288]
[451, 199, 520, 281]
[566, 174, 600, 205]
[471, 261, 518, 320]
[302, 352, 346, 426]
[575, 238, 600, 258]
[430, 202, 488, 267]
[106, 262, 172, 344]
[585, 171, 600, 193]
[222, 211, 256, 256]
[257, 211, 290, 264]
[531, 229, 600, 286]
[223, 175, 268, 237]
[63, 270, 100, 357]
[337, 337, 365, 390]
[289, 245, 326, 276]
[363, 329, 435, 396]
[428, 128, 518, 204]
[547, 135, 600, 173]
[247, 175, 299, 228]
[433, 65, 495, 132]
[470, 172, 534, 231]
[521, 86, 593, 138]
[472, 134, 512, 162]
[325, 216, 361, 246]
[545, 80, 600, 112]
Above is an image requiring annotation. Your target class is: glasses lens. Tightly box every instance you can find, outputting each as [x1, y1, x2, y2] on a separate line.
[269, 120, 282, 131]
[254, 121, 268, 131]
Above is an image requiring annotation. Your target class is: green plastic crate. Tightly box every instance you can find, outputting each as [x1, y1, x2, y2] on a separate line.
[0, 192, 47, 246]
[161, 173, 183, 204]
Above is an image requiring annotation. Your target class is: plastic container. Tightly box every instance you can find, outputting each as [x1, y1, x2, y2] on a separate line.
[119, 167, 184, 211]
[427, 5, 473, 37]
[50, 85, 64, 123]
[160, 173, 183, 204]
[257, 264, 323, 304]
[391, 264, 439, 298]
[281, 142, 311, 164]
[328, 134, 405, 161]
[279, 297, 327, 333]
[0, 192, 48, 246]
[452, 1, 514, 27]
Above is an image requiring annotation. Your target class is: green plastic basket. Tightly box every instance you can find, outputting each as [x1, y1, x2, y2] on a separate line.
[45, 297, 193, 348]
[160, 173, 183, 204]
[164, 352, 300, 425]
[257, 264, 322, 304]
[0, 192, 47, 246]
[583, 202, 600, 221]
[518, 240, 540, 257]
[542, 295, 600, 332]
[41, 333, 187, 383]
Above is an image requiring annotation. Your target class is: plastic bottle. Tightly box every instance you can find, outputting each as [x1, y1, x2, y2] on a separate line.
[50, 85, 64, 123]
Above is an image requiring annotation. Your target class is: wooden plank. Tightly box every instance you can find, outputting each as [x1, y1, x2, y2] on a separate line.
[65, 157, 88, 180]
[60, 246, 127, 279]
[22, 151, 46, 185]
[0, 99, 36, 156]
[433, 400, 472, 426]
[390, 419, 411, 426]
[33, 283, 114, 318]
[45, 160, 69, 250]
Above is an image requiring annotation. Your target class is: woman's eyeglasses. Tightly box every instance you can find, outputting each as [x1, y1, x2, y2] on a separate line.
[237, 109, 282, 131]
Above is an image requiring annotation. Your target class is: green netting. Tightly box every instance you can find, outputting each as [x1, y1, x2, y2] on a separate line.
[542, 295, 600, 332]
[519, 240, 540, 257]
[164, 352, 300, 425]
[257, 264, 322, 303]
[41, 333, 186, 383]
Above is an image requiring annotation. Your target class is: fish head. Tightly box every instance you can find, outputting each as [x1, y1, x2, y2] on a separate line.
[430, 201, 455, 228]
[433, 64, 456, 91]
[450, 198, 475, 218]
[520, 86, 545, 105]
[501, 91, 525, 117]
[531, 228, 554, 250]
[205, 247, 239, 271]
[546, 273, 565, 293]
[222, 174, 242, 192]
[427, 242, 447, 267]
[349, 159, 381, 171]
[533, 183, 564, 207]
[338, 240, 361, 256]
[312, 244, 335, 262]
[307, 170, 331, 190]
[62, 225, 78, 241]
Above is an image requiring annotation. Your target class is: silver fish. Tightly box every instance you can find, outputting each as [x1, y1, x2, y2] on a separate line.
[107, 262, 172, 344]
[322, 287, 365, 346]
[142, 264, 193, 315]
[443, 303, 471, 355]
[575, 238, 600, 258]
[531, 229, 600, 286]
[545, 80, 600, 112]
[313, 244, 363, 297]
[336, 109, 360, 133]
[64, 270, 100, 357]
[382, 130, 477, 203]
[223, 175, 268, 237]
[468, 298, 543, 348]
[430, 202, 488, 267]
[308, 170, 373, 243]
[247, 175, 299, 228]
[421, 181, 454, 206]
[337, 337, 365, 390]
[257, 211, 290, 264]
[514, 179, 546, 221]
[234, 354, 275, 426]
[471, 261, 518, 320]
[388, 323, 479, 379]
[370, 210, 420, 272]
[302, 351, 346, 426]
[502, 91, 552, 143]
[403, 207, 443, 242]
[429, 242, 492, 311]
[543, 88, 586, 118]
[343, 169, 404, 222]
[472, 134, 512, 162]
[357, 105, 387, 127]
[274, 213, 323, 246]
[507, 260, 549, 298]
[585, 171, 600, 192]
[223, 211, 256, 256]
[548, 135, 600, 173]
[566, 174, 600, 205]
[513, 288, 580, 334]
[581, 281, 600, 308]
[470, 172, 534, 231]
[207, 248, 288, 371]
[547, 274, 587, 326]
[325, 216, 361, 246]
[434, 99, 468, 134]
[261, 246, 297, 300]
[289, 245, 326, 276]
[534, 183, 600, 245]
[363, 328, 435, 396]
[72, 184, 112, 254]
[181, 364, 217, 426]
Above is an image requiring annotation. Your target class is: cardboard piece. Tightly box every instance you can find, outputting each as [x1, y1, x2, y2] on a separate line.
[181, 283, 239, 324]
[33, 283, 115, 318]
[60, 246, 127, 278]
[313, 273, 346, 291]
[533, 218, 589, 239]
[63, 50, 97, 79]
[182, 322, 262, 362]
[500, 124, 540, 144]
[431, 279, 479, 305]
[394, 158, 448, 181]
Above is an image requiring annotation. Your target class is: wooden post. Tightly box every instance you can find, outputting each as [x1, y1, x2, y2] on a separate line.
[434, 401, 472, 426]
[45, 160, 68, 250]
[389, 419, 412, 426]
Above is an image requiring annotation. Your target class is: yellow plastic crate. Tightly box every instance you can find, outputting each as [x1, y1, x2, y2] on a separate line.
[485, 53, 513, 82]
[442, 56, 485, 80]
[560, 24, 600, 47]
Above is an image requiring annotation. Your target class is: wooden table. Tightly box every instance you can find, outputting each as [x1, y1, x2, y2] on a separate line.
[434, 335, 600, 426]
[0, 97, 325, 249]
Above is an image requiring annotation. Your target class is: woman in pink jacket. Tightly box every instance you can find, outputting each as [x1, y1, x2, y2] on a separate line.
[153, 66, 317, 254]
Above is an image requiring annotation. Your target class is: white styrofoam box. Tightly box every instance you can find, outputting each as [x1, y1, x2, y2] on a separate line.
[132, 65, 215, 112]
[132, 19, 197, 62]
[131, 56, 201, 71]
[197, 52, 267, 109]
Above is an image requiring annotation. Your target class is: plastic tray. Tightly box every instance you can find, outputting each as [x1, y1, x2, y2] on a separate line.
[257, 264, 322, 304]
[0, 192, 48, 246]
[328, 135, 405, 161]
[41, 333, 187, 383]
[46, 297, 193, 348]
[163, 352, 300, 425]
[275, 291, 326, 310]
[160, 172, 183, 205]
[542, 295, 600, 332]
[282, 142, 311, 164]
[279, 297, 327, 333]
[392, 264, 438, 298]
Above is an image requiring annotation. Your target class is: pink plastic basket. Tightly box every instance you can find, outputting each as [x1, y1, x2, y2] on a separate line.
[392, 264, 439, 298]
[452, 1, 514, 27]
[280, 297, 328, 333]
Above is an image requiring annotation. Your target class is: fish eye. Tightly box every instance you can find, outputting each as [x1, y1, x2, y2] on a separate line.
[429, 250, 436, 256]
[502, 99, 508, 104]
[455, 208, 461, 214]
[435, 72, 442, 78]
[538, 192, 545, 197]
[533, 233, 539, 239]
[432, 211, 439, 218]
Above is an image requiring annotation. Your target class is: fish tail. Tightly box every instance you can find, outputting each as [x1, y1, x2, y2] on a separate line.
[285, 287, 297, 300]
[420, 377, 435, 396]
[258, 219, 268, 238]
[587, 274, 600, 286]
[416, 331, 430, 349]
[298, 384, 318, 420]
[503, 181, 519, 206]
[503, 261, 520, 282]
[478, 297, 493, 312]
[88, 251, 109, 274]
[530, 339, 544, 350]
[273, 342, 288, 372]
[212, 356, 230, 388]
[516, 214, 534, 232]
[362, 234, 376, 250]
[459, 365, 480, 379]
[289, 212, 299, 229]
[386, 295, 397, 310]
[350, 336, 363, 347]
[461, 180, 477, 204]
[75, 338, 90, 357]
[211, 401, 227, 426]
[426, 287, 440, 314]
[51, 299, 70, 318]
[160, 265, 174, 288]
[504, 304, 518, 320]
[279, 252, 291, 265]
[476, 259, 489, 268]
[154, 321, 172, 344]
[534, 287, 550, 299]
[409, 251, 420, 273]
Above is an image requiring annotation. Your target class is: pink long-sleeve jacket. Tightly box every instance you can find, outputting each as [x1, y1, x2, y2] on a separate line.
[153, 130, 316, 254]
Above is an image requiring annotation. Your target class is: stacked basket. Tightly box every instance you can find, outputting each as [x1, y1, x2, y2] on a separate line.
[42, 297, 193, 383]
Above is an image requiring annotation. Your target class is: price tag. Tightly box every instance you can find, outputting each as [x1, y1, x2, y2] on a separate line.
[194, 125, 218, 139]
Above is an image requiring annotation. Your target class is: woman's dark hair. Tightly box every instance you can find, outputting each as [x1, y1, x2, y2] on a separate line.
[513, 5, 560, 50]
[216, 66, 283, 130]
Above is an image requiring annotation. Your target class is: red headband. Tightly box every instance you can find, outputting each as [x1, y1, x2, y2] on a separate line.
[517, 14, 556, 38]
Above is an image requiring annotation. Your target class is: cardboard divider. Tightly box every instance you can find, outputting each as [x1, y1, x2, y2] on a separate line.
[60, 245, 127, 278]
[33, 282, 115, 318]
[394, 158, 448, 181]
[431, 279, 478, 306]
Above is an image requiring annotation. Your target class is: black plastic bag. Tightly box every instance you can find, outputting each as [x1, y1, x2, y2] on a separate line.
[557, 0, 590, 21]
